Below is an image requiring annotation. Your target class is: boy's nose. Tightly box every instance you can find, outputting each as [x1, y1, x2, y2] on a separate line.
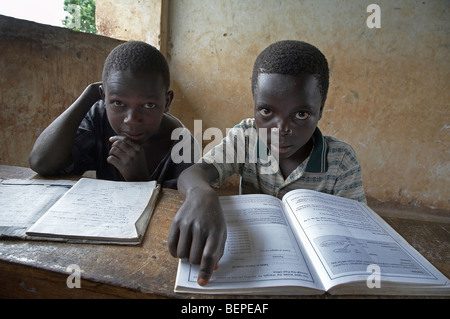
[124, 108, 143, 123]
[278, 120, 292, 136]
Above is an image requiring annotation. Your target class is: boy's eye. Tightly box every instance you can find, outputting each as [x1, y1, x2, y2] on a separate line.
[259, 108, 273, 117]
[295, 112, 310, 120]
[144, 103, 156, 109]
[112, 101, 124, 107]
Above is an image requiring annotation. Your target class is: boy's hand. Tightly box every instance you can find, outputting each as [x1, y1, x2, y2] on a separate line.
[168, 188, 227, 286]
[87, 81, 103, 95]
[107, 136, 150, 181]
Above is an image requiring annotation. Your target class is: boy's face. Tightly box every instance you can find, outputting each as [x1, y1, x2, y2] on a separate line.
[101, 70, 173, 145]
[253, 73, 323, 161]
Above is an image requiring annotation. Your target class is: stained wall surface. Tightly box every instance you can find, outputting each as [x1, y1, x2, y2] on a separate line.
[0, 0, 448, 210]
[96, 0, 163, 49]
[0, 15, 123, 169]
[166, 0, 449, 209]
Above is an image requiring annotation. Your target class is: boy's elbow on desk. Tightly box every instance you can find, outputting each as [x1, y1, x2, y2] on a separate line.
[29, 156, 49, 176]
[29, 152, 62, 177]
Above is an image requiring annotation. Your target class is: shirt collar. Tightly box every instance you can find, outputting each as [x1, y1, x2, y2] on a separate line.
[255, 126, 328, 173]
[305, 127, 328, 173]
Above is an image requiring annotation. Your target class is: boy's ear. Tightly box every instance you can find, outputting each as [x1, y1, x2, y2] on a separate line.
[99, 84, 105, 100]
[164, 90, 174, 113]
[319, 103, 325, 120]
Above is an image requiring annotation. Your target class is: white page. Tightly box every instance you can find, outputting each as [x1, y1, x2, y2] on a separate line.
[175, 194, 323, 294]
[27, 178, 156, 241]
[282, 189, 449, 290]
[0, 180, 74, 237]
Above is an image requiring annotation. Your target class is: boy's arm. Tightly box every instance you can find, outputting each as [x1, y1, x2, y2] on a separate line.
[334, 147, 367, 203]
[168, 162, 227, 286]
[29, 83, 101, 176]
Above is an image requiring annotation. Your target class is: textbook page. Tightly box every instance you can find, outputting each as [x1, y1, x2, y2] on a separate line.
[26, 178, 158, 243]
[0, 179, 75, 238]
[175, 194, 324, 295]
[282, 189, 450, 294]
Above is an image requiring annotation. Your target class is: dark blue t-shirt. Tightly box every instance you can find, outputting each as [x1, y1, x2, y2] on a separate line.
[61, 100, 195, 189]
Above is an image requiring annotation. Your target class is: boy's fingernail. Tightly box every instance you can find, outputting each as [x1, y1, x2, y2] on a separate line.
[197, 277, 208, 286]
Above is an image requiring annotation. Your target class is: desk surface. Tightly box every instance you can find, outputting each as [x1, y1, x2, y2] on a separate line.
[0, 165, 449, 298]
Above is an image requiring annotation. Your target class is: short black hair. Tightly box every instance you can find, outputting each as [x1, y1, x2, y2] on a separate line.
[251, 40, 329, 105]
[102, 41, 170, 90]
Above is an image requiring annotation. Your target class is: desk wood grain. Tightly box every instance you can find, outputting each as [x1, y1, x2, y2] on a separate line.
[0, 165, 449, 298]
[0, 187, 183, 298]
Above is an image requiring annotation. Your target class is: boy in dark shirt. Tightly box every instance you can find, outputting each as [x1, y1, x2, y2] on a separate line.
[29, 41, 194, 188]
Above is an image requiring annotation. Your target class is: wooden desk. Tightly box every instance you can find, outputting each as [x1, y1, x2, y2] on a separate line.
[0, 169, 181, 298]
[0, 165, 449, 299]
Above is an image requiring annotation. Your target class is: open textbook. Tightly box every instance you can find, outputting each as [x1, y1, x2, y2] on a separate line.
[0, 178, 159, 244]
[175, 189, 450, 295]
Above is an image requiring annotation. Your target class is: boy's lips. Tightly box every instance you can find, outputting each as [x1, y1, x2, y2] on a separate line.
[277, 145, 292, 154]
[271, 143, 292, 154]
[123, 132, 145, 141]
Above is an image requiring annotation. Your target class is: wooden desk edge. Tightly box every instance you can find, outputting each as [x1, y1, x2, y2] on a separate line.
[1, 165, 449, 299]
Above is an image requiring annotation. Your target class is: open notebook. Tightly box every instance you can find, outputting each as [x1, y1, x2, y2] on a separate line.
[0, 178, 159, 244]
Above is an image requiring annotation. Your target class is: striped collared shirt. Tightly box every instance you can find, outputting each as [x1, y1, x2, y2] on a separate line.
[203, 118, 366, 203]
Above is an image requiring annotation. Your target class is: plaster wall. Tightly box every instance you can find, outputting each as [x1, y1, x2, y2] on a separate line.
[166, 0, 449, 209]
[1, 0, 448, 209]
[96, 0, 163, 50]
[0, 15, 123, 169]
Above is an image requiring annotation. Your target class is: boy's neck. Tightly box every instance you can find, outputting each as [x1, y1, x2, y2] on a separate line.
[278, 137, 314, 179]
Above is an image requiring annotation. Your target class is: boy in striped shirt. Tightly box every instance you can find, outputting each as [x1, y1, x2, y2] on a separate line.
[169, 40, 366, 285]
